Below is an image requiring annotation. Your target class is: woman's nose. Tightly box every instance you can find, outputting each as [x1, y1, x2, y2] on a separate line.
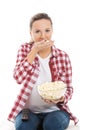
[40, 32, 45, 38]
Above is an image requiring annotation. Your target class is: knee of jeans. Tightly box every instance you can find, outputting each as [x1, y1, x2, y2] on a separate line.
[61, 117, 70, 129]
[43, 118, 70, 130]
[43, 113, 70, 130]
[43, 116, 58, 130]
[15, 121, 24, 130]
[63, 112, 70, 129]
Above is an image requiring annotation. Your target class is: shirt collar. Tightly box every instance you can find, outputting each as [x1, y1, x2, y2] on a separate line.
[51, 45, 58, 58]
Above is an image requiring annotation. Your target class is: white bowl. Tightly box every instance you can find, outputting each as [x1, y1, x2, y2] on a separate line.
[38, 81, 67, 100]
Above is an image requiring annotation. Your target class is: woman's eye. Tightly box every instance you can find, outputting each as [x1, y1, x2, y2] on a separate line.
[35, 30, 40, 33]
[35, 29, 51, 33]
[45, 30, 50, 32]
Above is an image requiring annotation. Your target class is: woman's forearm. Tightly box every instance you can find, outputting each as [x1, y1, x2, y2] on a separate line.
[26, 47, 38, 64]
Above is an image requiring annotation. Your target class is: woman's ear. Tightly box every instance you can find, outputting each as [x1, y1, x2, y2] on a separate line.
[29, 31, 33, 42]
[30, 31, 32, 36]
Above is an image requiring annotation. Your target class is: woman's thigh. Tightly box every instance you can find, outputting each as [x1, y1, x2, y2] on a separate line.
[43, 110, 70, 130]
[15, 111, 40, 130]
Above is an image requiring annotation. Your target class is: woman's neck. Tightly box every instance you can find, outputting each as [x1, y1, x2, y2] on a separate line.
[38, 47, 51, 58]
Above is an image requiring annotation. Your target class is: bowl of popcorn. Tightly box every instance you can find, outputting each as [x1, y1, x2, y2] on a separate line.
[38, 81, 67, 100]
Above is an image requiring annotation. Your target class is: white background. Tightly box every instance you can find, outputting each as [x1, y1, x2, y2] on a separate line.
[0, 0, 87, 129]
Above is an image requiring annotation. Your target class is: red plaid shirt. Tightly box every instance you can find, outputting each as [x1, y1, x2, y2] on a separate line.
[8, 42, 78, 124]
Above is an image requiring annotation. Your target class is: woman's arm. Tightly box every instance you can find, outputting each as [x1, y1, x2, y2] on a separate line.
[63, 54, 73, 104]
[13, 43, 37, 84]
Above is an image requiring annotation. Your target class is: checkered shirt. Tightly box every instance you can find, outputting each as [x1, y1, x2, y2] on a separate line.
[8, 42, 78, 125]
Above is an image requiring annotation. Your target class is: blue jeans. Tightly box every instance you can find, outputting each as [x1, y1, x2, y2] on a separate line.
[15, 110, 70, 130]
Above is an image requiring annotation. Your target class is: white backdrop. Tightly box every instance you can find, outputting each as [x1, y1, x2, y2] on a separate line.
[0, 0, 87, 129]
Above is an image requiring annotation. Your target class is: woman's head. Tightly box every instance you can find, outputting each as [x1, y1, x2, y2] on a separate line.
[30, 13, 53, 30]
[30, 13, 53, 42]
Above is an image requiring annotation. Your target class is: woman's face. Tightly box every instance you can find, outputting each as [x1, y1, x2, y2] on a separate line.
[30, 19, 53, 42]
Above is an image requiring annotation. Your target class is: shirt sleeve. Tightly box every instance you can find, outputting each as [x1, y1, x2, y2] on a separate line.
[63, 53, 73, 104]
[13, 44, 35, 84]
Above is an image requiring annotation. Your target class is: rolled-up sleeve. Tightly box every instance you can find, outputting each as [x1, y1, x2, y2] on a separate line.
[64, 54, 73, 104]
[13, 44, 35, 84]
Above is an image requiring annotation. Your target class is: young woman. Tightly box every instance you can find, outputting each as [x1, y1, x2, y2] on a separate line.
[8, 13, 78, 130]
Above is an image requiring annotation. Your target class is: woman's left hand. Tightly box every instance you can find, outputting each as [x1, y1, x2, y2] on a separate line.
[43, 96, 65, 104]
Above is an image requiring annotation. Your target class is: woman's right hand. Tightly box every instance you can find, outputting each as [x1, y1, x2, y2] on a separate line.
[26, 40, 54, 64]
[32, 40, 54, 53]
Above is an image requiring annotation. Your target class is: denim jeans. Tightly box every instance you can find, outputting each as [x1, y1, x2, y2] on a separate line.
[15, 110, 70, 130]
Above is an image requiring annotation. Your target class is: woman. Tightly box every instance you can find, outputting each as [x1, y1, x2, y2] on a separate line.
[8, 13, 78, 130]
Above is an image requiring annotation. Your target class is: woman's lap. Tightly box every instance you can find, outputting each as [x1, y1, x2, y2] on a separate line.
[43, 110, 70, 130]
[15, 110, 70, 130]
[15, 111, 40, 130]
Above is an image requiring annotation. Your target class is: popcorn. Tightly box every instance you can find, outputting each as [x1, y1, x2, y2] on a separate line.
[46, 40, 49, 43]
[38, 81, 67, 100]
